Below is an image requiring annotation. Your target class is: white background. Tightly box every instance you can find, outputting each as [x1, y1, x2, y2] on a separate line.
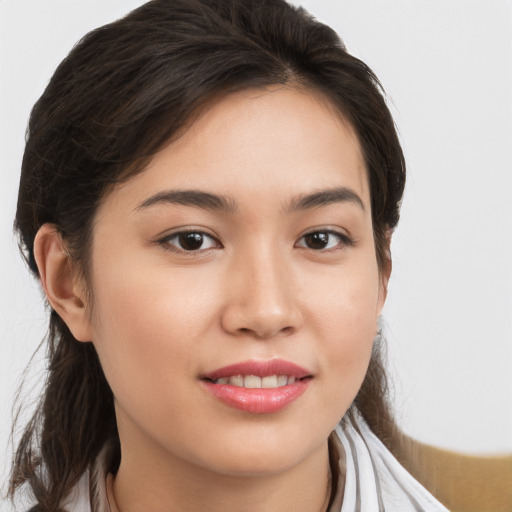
[1, 0, 511, 508]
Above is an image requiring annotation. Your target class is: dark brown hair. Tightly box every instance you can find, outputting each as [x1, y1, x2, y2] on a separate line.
[10, 0, 405, 509]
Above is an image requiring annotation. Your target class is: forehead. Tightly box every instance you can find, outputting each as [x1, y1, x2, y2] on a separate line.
[103, 86, 370, 214]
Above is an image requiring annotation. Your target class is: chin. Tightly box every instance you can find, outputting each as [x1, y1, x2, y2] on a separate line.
[191, 426, 324, 478]
[206, 451, 305, 478]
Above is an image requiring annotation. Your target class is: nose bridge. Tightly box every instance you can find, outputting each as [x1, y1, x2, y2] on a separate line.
[222, 239, 301, 338]
[246, 243, 287, 305]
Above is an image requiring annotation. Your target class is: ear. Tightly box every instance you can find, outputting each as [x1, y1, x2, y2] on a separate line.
[34, 224, 93, 342]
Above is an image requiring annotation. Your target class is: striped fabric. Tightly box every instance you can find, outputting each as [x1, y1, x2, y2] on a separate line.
[336, 412, 449, 511]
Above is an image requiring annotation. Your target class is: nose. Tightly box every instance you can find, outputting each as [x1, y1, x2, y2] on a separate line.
[221, 247, 303, 340]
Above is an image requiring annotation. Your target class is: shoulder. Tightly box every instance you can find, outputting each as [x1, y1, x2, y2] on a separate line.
[335, 413, 450, 511]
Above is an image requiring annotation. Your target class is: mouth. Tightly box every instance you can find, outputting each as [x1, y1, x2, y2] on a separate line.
[200, 359, 313, 414]
[204, 374, 306, 388]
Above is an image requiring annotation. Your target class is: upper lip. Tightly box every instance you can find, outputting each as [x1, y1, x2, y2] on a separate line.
[201, 359, 312, 381]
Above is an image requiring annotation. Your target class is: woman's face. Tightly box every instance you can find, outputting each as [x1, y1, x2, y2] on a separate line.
[85, 86, 387, 476]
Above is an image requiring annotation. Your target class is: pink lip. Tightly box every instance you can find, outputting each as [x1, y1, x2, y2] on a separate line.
[200, 359, 312, 414]
[201, 359, 311, 380]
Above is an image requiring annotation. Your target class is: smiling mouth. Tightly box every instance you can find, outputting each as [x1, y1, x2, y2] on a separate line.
[200, 359, 313, 412]
[204, 374, 311, 388]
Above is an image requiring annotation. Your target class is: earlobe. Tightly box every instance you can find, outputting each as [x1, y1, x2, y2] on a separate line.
[34, 224, 93, 342]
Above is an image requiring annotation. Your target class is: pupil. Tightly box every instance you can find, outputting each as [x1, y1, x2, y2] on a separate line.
[305, 232, 328, 249]
[179, 232, 203, 250]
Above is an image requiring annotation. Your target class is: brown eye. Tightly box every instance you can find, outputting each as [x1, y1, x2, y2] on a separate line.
[180, 233, 205, 250]
[303, 232, 330, 250]
[296, 230, 351, 251]
[162, 231, 219, 252]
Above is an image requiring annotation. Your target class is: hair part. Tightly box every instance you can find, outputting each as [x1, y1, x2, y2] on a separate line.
[11, 0, 405, 509]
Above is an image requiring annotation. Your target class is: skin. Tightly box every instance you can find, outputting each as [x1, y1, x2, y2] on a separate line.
[35, 86, 389, 512]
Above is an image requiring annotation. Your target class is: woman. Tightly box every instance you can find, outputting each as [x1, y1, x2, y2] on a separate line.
[8, 0, 449, 510]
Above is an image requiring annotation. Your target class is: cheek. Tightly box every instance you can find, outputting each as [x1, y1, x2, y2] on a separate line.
[87, 257, 218, 409]
[305, 254, 381, 339]
[304, 259, 380, 413]
[92, 247, 216, 333]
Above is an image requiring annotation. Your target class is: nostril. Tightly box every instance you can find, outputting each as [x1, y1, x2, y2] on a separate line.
[241, 325, 295, 340]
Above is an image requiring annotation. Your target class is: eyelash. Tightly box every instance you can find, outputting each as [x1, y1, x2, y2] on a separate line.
[158, 229, 354, 254]
[295, 229, 354, 251]
[158, 231, 221, 254]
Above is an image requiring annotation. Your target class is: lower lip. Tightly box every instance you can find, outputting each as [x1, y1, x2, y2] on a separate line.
[201, 379, 310, 414]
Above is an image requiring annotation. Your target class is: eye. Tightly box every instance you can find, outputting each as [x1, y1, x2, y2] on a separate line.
[296, 230, 352, 251]
[160, 231, 220, 252]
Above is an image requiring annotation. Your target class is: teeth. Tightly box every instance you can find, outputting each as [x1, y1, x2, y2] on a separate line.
[244, 375, 261, 388]
[277, 375, 288, 386]
[213, 375, 298, 388]
[261, 375, 278, 388]
[230, 375, 244, 387]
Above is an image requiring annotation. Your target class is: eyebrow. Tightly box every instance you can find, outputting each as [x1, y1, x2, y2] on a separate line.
[136, 190, 237, 213]
[287, 187, 365, 212]
[136, 186, 364, 214]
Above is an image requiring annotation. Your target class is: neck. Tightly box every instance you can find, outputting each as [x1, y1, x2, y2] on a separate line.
[111, 427, 333, 512]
